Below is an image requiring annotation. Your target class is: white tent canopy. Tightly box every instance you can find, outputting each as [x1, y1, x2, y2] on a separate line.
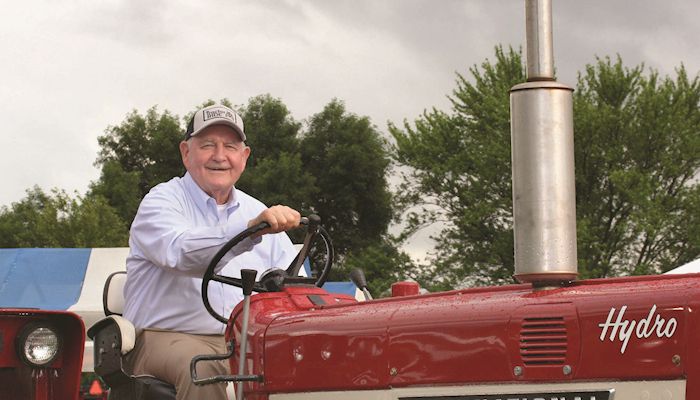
[665, 258, 700, 274]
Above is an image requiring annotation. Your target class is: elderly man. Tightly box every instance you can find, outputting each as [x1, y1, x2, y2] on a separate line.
[123, 104, 300, 399]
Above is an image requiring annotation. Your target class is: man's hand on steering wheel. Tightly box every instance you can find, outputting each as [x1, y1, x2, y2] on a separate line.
[247, 205, 301, 238]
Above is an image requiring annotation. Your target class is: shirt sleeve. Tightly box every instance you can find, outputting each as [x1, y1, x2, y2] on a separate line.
[129, 188, 259, 278]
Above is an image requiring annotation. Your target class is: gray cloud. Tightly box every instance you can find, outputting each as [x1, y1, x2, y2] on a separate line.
[71, 1, 176, 48]
[0, 1, 698, 262]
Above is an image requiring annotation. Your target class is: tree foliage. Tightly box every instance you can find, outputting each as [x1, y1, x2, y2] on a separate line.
[239, 94, 301, 165]
[575, 57, 700, 276]
[298, 100, 398, 292]
[391, 46, 700, 290]
[90, 106, 184, 224]
[0, 187, 128, 248]
[236, 95, 318, 212]
[301, 100, 394, 254]
[391, 46, 524, 290]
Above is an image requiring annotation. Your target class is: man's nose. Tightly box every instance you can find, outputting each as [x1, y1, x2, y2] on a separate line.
[212, 143, 226, 160]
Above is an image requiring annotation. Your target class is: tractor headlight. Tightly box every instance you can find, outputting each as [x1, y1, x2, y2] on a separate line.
[16, 323, 61, 367]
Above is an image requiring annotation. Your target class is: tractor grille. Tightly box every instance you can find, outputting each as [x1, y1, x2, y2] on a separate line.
[519, 316, 567, 365]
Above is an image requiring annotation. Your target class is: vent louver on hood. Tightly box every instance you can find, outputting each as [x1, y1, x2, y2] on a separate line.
[520, 316, 567, 365]
[509, 303, 580, 379]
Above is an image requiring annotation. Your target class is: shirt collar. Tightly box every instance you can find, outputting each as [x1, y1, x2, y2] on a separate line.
[183, 172, 239, 215]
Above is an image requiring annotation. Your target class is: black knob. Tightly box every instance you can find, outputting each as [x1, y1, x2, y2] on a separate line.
[308, 214, 321, 227]
[349, 268, 368, 290]
[241, 269, 258, 296]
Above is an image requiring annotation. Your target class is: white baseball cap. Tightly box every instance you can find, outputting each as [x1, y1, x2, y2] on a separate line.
[185, 104, 245, 141]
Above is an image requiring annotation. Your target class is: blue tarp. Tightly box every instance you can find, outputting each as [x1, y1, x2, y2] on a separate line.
[0, 248, 91, 310]
[322, 281, 357, 296]
[0, 248, 357, 310]
[304, 260, 357, 296]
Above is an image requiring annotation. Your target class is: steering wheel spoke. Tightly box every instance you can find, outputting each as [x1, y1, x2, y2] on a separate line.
[210, 274, 242, 287]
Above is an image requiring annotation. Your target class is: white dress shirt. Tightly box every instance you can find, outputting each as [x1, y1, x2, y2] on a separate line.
[123, 172, 297, 334]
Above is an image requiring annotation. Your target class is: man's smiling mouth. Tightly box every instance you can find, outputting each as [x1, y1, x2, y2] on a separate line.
[206, 166, 230, 171]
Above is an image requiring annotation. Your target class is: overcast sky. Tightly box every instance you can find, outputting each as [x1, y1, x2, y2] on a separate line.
[1, 1, 699, 257]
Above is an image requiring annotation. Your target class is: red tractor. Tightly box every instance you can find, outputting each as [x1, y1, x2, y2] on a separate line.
[0, 308, 85, 399]
[89, 213, 699, 400]
[185, 223, 697, 400]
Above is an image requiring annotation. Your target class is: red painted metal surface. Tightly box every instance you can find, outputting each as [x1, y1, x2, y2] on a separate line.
[391, 281, 420, 297]
[225, 274, 700, 399]
[0, 309, 85, 400]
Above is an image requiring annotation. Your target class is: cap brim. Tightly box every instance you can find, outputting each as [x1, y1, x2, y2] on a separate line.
[188, 120, 246, 142]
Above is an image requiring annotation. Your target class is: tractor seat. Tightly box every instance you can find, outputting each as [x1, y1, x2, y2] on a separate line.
[87, 271, 176, 400]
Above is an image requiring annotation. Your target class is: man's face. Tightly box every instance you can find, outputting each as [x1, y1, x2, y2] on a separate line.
[179, 124, 250, 203]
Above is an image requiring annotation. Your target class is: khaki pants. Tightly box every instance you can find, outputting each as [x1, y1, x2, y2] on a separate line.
[125, 329, 230, 400]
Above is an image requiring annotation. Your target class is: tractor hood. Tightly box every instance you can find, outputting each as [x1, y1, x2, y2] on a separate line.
[227, 275, 700, 396]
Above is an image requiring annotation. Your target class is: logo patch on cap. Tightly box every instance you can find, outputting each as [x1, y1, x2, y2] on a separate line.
[203, 108, 236, 123]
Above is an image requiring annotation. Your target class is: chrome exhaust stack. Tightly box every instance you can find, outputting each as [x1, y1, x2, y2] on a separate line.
[510, 0, 578, 285]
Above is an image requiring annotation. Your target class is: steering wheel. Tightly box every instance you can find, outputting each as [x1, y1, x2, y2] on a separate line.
[202, 214, 334, 323]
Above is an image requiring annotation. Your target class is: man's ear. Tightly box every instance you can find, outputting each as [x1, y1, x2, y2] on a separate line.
[243, 145, 254, 167]
[179, 141, 190, 169]
[240, 145, 251, 169]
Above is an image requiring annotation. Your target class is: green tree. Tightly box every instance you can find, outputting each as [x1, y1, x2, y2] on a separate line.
[89, 160, 141, 228]
[574, 57, 700, 277]
[300, 99, 398, 284]
[236, 95, 318, 211]
[239, 94, 301, 165]
[391, 47, 700, 290]
[239, 152, 318, 213]
[90, 106, 184, 225]
[0, 187, 128, 247]
[391, 46, 524, 290]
